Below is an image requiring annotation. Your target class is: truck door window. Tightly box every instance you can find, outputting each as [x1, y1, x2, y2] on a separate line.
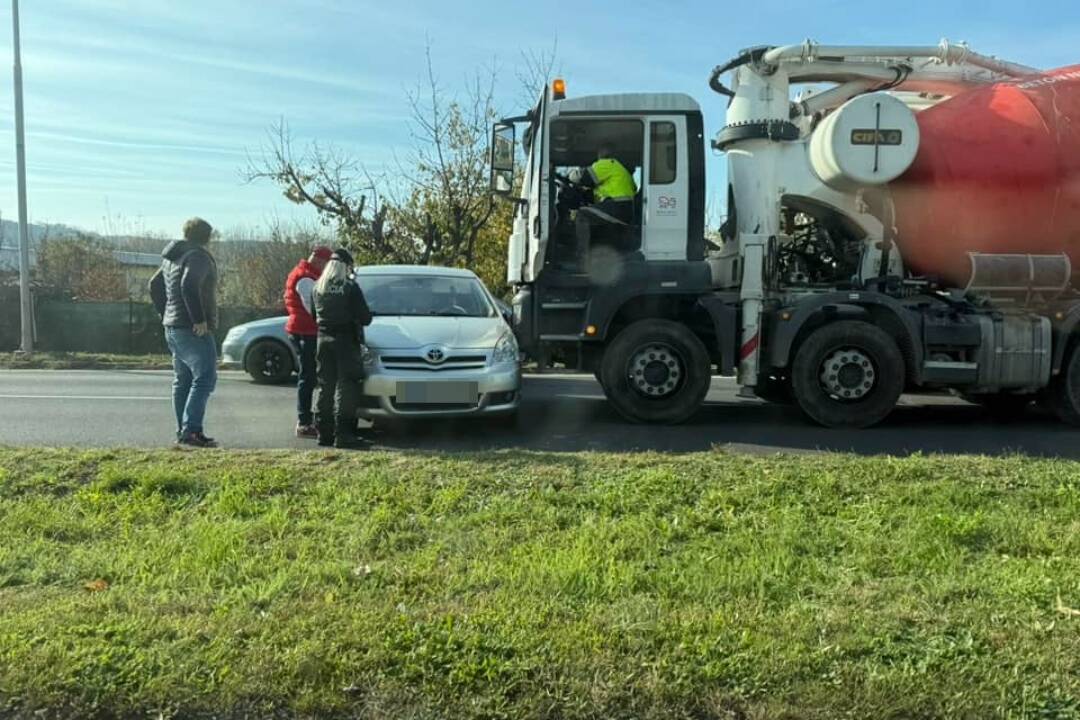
[649, 122, 677, 185]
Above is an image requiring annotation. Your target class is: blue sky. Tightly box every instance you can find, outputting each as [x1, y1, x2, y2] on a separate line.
[1, 0, 1079, 238]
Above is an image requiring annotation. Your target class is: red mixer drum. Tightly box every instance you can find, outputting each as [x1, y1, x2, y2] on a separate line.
[891, 65, 1080, 286]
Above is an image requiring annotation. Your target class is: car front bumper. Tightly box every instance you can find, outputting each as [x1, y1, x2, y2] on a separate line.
[359, 364, 521, 419]
[220, 339, 246, 369]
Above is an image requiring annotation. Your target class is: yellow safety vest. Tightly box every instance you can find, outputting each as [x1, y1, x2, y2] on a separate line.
[590, 158, 637, 201]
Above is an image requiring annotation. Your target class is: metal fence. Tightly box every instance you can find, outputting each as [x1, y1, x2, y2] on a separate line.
[0, 293, 279, 354]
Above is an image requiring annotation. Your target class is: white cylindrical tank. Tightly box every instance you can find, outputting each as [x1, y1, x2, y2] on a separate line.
[809, 92, 920, 191]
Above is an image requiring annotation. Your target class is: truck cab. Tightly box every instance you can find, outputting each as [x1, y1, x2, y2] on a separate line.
[492, 84, 731, 424]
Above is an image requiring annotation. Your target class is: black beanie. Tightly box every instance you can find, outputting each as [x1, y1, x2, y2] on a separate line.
[331, 248, 355, 266]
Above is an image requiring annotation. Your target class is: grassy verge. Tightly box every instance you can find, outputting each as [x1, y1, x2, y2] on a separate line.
[0, 449, 1078, 719]
[0, 352, 174, 371]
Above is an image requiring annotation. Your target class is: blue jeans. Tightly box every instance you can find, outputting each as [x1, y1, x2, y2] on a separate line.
[165, 327, 218, 437]
[290, 334, 318, 425]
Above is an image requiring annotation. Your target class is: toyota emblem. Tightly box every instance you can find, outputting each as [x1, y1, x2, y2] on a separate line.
[425, 347, 447, 364]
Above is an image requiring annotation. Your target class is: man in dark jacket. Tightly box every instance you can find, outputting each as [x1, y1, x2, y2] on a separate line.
[284, 245, 333, 439]
[149, 217, 219, 449]
[312, 248, 373, 449]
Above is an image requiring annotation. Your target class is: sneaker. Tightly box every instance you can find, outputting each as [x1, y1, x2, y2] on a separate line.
[295, 423, 319, 439]
[177, 432, 219, 449]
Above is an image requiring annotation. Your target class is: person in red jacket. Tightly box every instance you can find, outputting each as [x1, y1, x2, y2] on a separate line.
[284, 246, 333, 438]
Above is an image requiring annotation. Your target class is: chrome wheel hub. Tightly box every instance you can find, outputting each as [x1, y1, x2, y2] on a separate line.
[820, 349, 876, 401]
[629, 344, 683, 398]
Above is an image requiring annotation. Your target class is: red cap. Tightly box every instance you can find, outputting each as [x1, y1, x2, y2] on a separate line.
[311, 246, 333, 262]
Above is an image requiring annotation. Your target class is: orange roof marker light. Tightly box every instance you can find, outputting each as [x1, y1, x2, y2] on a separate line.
[552, 78, 567, 100]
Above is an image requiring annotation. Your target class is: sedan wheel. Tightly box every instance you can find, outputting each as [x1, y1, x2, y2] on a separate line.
[245, 339, 295, 385]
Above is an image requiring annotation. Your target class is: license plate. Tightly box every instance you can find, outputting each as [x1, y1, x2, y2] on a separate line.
[396, 381, 478, 404]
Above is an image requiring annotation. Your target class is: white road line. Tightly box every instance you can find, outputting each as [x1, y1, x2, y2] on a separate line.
[0, 395, 170, 401]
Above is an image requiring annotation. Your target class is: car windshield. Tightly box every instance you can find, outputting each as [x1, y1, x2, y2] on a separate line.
[358, 274, 495, 318]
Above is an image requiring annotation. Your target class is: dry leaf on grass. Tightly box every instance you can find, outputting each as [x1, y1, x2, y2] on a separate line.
[1056, 595, 1080, 617]
[83, 579, 109, 593]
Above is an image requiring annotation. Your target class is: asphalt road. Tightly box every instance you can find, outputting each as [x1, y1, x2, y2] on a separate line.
[0, 369, 1076, 457]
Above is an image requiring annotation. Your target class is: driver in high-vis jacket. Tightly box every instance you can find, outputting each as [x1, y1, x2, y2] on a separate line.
[572, 143, 637, 268]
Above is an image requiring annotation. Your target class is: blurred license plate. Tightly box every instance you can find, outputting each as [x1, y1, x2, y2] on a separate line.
[396, 382, 478, 404]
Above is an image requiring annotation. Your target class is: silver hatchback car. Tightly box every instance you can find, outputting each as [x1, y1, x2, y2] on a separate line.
[356, 265, 520, 421]
[221, 265, 521, 422]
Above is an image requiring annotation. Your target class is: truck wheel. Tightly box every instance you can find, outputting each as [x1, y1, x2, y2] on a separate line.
[599, 319, 711, 424]
[245, 339, 294, 385]
[1045, 342, 1080, 426]
[791, 321, 904, 428]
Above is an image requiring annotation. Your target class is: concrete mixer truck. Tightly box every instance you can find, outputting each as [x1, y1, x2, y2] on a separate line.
[489, 41, 1080, 428]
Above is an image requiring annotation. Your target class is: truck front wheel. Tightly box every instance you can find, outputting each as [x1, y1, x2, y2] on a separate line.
[791, 321, 905, 429]
[600, 319, 711, 424]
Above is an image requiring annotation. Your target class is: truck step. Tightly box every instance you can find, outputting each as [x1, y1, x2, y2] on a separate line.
[539, 334, 584, 342]
[922, 361, 978, 384]
[541, 302, 588, 310]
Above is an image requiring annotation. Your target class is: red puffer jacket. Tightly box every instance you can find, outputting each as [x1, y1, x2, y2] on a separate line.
[284, 260, 320, 336]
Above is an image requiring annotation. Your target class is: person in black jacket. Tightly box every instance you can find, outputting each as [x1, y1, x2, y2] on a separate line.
[149, 217, 219, 449]
[312, 248, 373, 449]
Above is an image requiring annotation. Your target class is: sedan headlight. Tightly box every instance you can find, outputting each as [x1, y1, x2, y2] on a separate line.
[361, 345, 377, 369]
[492, 332, 519, 364]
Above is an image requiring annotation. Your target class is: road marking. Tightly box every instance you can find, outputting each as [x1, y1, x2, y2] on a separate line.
[0, 394, 170, 401]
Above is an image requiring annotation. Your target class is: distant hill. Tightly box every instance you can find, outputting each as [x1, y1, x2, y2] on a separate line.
[0, 220, 85, 249]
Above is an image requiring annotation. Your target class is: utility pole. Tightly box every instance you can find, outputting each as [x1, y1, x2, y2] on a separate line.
[12, 0, 32, 354]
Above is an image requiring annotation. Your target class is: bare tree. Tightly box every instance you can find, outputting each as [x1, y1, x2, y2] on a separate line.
[394, 43, 502, 268]
[244, 41, 557, 295]
[517, 37, 560, 107]
[244, 123, 407, 264]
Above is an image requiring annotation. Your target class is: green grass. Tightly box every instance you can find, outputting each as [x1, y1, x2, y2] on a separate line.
[0, 449, 1078, 719]
[0, 352, 174, 371]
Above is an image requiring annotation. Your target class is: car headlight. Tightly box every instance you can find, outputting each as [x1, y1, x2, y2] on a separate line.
[361, 345, 377, 369]
[492, 332, 519, 364]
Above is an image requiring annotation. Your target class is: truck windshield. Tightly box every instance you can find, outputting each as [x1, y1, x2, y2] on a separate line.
[358, 275, 495, 318]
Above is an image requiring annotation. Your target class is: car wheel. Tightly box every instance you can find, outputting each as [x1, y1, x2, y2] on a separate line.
[599, 319, 711, 424]
[244, 339, 294, 385]
[791, 320, 904, 428]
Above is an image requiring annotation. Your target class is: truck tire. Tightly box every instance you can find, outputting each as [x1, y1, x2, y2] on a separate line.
[245, 339, 294, 385]
[593, 369, 606, 391]
[599, 319, 711, 424]
[791, 320, 904, 429]
[1045, 342, 1080, 426]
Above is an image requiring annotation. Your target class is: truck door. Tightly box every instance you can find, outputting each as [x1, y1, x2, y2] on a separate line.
[642, 116, 689, 261]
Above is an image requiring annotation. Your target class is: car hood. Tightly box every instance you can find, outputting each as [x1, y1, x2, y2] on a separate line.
[367, 316, 507, 350]
[228, 316, 288, 334]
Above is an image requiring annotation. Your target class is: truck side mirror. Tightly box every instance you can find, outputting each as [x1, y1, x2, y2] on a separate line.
[490, 122, 515, 195]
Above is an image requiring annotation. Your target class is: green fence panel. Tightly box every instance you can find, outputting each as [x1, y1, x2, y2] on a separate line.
[1, 299, 281, 355]
[0, 286, 20, 351]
